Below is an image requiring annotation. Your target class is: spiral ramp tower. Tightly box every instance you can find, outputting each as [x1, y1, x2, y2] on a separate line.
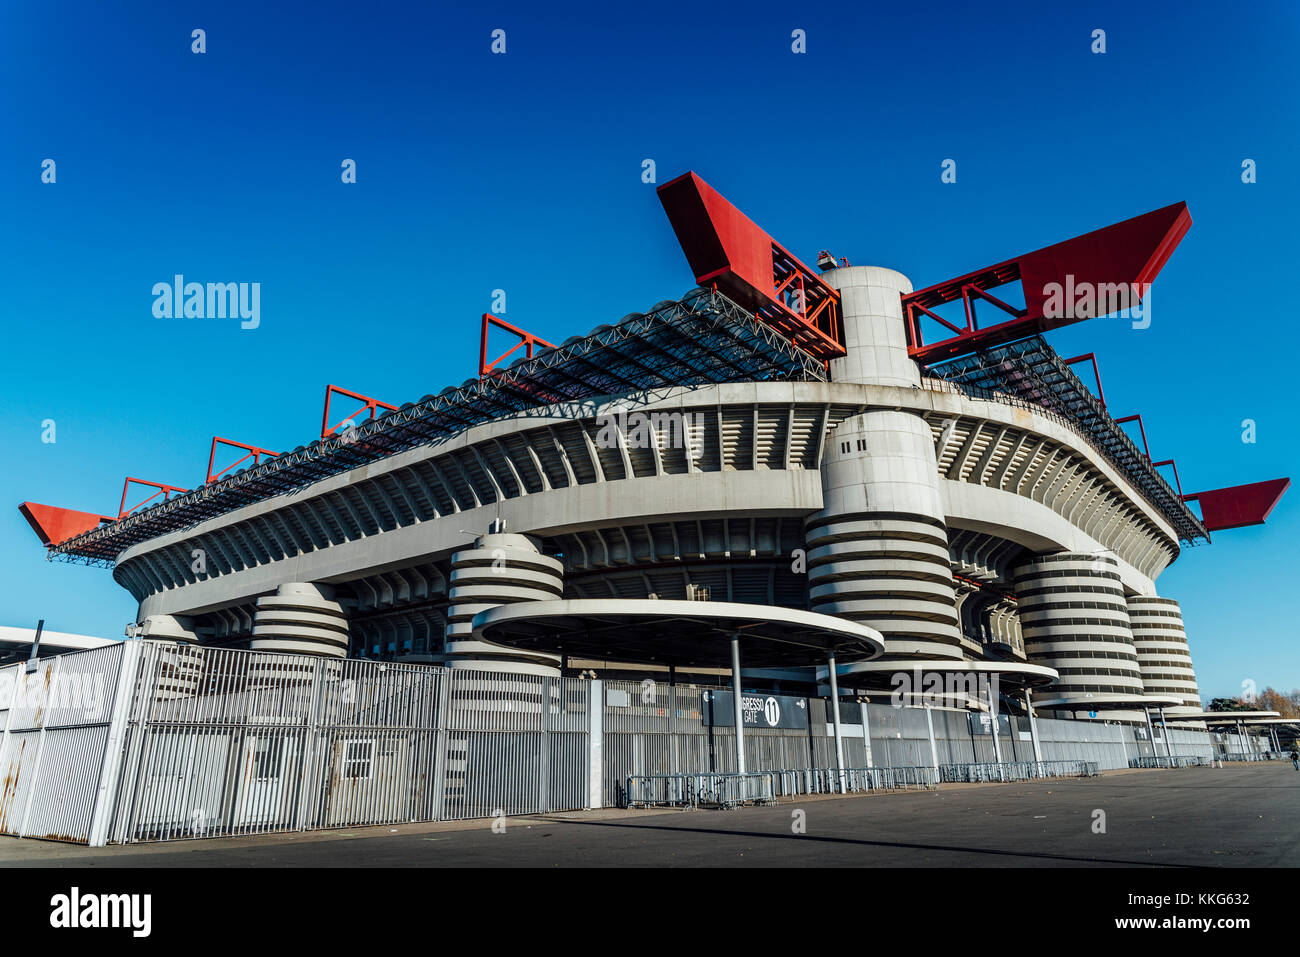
[444, 531, 564, 677]
[1127, 596, 1202, 718]
[1013, 553, 1147, 711]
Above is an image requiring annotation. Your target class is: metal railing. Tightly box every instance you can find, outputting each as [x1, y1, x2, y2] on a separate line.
[626, 764, 939, 808]
[939, 760, 1099, 783]
[1128, 754, 1212, 769]
[625, 772, 776, 809]
[1218, 752, 1277, 763]
[771, 765, 939, 796]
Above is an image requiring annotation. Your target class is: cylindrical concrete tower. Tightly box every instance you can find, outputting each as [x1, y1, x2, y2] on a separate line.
[1013, 553, 1145, 704]
[823, 265, 919, 388]
[250, 582, 349, 658]
[444, 532, 563, 676]
[137, 614, 200, 643]
[1127, 596, 1202, 715]
[807, 410, 963, 660]
[136, 616, 205, 698]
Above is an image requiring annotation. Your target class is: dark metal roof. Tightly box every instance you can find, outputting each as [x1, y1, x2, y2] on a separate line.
[50, 288, 829, 565]
[924, 336, 1209, 544]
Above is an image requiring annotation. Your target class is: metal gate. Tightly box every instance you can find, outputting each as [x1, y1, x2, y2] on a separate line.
[0, 643, 134, 843]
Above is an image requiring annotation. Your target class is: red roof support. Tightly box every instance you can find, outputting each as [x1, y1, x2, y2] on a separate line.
[206, 436, 279, 484]
[1183, 478, 1290, 532]
[903, 202, 1192, 363]
[1114, 414, 1151, 461]
[321, 384, 398, 439]
[1151, 459, 1184, 499]
[118, 477, 187, 520]
[480, 314, 554, 378]
[657, 171, 844, 361]
[1063, 353, 1107, 408]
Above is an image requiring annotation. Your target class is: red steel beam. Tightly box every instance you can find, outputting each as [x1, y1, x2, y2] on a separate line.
[1151, 459, 1184, 499]
[118, 477, 187, 520]
[206, 436, 279, 484]
[1063, 353, 1107, 408]
[904, 202, 1192, 363]
[1183, 478, 1290, 532]
[1114, 414, 1151, 461]
[479, 314, 554, 378]
[321, 384, 399, 439]
[657, 171, 844, 361]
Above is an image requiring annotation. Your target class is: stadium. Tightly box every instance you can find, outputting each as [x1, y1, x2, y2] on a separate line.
[5, 171, 1292, 844]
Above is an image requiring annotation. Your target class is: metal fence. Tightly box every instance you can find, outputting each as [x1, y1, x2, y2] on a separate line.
[1, 641, 1229, 845]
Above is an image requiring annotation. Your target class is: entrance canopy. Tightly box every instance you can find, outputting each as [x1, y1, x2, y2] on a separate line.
[1029, 692, 1184, 712]
[472, 599, 885, 669]
[1177, 711, 1290, 725]
[820, 658, 1059, 693]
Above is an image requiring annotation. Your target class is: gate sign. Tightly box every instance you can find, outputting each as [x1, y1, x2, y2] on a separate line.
[703, 691, 809, 730]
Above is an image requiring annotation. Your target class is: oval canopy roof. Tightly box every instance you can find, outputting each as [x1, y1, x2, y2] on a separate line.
[817, 658, 1060, 691]
[1176, 710, 1287, 723]
[473, 599, 885, 669]
[1030, 692, 1185, 711]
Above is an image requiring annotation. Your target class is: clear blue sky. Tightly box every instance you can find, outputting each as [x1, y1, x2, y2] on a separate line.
[2, 0, 1295, 701]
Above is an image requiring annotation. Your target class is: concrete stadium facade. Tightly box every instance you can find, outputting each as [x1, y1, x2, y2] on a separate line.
[101, 262, 1206, 724]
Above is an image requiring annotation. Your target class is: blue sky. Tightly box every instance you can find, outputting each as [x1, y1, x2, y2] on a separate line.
[1, 1, 1295, 700]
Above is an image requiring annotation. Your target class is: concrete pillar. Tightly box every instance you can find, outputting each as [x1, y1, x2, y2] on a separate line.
[1024, 690, 1043, 763]
[861, 700, 874, 768]
[587, 679, 603, 810]
[989, 691, 1003, 764]
[924, 705, 939, 771]
[731, 635, 746, 775]
[828, 655, 845, 792]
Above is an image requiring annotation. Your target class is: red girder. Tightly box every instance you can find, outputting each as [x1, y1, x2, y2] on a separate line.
[479, 314, 555, 378]
[321, 384, 399, 439]
[206, 436, 279, 484]
[118, 477, 187, 520]
[1113, 414, 1151, 461]
[903, 202, 1192, 363]
[657, 171, 844, 361]
[1064, 353, 1107, 408]
[1151, 459, 1184, 499]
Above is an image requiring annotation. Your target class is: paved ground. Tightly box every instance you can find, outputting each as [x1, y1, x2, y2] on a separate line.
[3, 764, 1297, 867]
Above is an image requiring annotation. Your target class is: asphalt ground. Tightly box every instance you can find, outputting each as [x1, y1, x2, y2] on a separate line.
[3, 763, 1296, 868]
